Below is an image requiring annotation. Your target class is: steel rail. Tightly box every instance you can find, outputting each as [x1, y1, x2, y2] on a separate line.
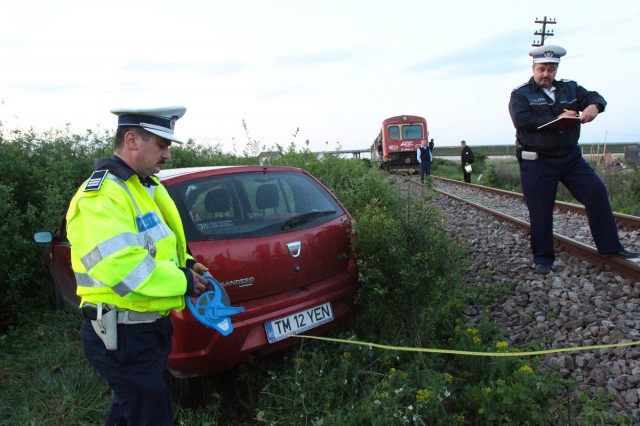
[431, 176, 640, 228]
[396, 175, 640, 282]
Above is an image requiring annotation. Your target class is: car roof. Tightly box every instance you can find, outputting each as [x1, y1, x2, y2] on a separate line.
[156, 165, 306, 183]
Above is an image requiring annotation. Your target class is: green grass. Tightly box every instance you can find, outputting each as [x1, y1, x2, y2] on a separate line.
[2, 308, 634, 425]
[0, 311, 111, 425]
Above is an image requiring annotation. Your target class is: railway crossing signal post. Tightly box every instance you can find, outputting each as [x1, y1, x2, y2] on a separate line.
[532, 16, 556, 46]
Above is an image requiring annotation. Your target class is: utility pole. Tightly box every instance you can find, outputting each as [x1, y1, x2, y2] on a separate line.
[532, 16, 556, 46]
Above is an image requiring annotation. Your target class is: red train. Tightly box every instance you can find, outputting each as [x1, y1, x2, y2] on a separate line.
[371, 115, 429, 171]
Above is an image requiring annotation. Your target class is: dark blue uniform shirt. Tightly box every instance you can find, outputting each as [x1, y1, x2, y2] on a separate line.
[509, 77, 606, 157]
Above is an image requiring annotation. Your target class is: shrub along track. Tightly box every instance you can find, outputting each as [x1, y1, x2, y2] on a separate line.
[390, 174, 640, 421]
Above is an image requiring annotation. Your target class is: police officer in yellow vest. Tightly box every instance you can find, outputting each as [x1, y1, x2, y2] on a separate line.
[66, 106, 209, 426]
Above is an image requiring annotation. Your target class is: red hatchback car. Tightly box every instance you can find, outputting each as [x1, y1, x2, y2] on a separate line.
[35, 165, 358, 379]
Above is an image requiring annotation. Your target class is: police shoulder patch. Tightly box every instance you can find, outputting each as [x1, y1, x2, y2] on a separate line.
[84, 170, 108, 192]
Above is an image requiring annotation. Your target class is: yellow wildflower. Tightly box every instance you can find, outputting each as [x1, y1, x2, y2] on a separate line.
[416, 389, 432, 403]
[519, 365, 534, 374]
[495, 341, 509, 350]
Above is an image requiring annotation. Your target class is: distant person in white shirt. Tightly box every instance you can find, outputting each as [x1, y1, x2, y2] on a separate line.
[416, 138, 434, 183]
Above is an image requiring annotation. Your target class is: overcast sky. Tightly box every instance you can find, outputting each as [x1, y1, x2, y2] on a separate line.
[1, 0, 639, 154]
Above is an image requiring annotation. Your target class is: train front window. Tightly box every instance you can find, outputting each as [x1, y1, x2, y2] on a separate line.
[388, 126, 400, 141]
[402, 125, 423, 140]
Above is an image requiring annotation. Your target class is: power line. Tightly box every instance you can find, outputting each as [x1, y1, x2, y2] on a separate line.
[565, 11, 640, 46]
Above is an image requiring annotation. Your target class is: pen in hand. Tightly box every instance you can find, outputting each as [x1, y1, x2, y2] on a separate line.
[563, 109, 579, 117]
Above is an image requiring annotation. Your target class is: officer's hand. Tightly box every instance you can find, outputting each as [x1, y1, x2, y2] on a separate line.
[580, 104, 599, 123]
[560, 109, 578, 118]
[188, 271, 209, 297]
[192, 262, 209, 275]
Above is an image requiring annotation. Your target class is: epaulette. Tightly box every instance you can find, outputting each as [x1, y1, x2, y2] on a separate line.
[84, 170, 108, 192]
[511, 81, 529, 92]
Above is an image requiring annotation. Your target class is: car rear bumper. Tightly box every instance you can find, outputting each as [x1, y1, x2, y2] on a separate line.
[167, 261, 358, 378]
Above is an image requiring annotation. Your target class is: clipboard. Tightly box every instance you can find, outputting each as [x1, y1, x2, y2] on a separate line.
[537, 116, 581, 130]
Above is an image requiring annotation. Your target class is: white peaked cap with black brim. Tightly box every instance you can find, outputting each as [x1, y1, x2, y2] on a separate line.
[110, 106, 187, 144]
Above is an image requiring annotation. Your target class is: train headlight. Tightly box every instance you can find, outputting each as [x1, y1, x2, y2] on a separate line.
[388, 145, 399, 151]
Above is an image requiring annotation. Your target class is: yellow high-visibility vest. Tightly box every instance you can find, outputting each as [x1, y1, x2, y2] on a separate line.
[66, 170, 193, 314]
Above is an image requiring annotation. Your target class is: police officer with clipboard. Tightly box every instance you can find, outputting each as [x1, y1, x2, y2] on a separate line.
[509, 46, 638, 274]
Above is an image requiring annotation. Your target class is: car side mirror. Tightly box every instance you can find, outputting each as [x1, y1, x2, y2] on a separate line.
[33, 231, 53, 244]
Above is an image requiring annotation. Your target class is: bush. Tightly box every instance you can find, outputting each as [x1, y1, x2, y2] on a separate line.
[0, 128, 112, 328]
[0, 127, 255, 330]
[482, 161, 521, 191]
[168, 139, 257, 168]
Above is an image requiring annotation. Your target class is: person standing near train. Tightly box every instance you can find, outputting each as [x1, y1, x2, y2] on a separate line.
[460, 140, 474, 183]
[428, 138, 435, 174]
[508, 45, 638, 274]
[416, 138, 434, 183]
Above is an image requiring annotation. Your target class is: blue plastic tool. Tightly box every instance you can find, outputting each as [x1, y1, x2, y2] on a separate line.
[186, 272, 244, 336]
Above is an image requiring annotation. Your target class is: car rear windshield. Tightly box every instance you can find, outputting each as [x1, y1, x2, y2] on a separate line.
[167, 171, 344, 241]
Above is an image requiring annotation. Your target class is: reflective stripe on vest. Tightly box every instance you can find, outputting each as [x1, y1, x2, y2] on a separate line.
[75, 255, 155, 297]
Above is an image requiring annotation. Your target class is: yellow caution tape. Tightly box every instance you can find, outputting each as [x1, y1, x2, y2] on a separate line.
[294, 335, 640, 357]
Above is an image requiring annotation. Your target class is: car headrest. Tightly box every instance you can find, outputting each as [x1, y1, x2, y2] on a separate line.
[204, 188, 231, 214]
[256, 184, 279, 210]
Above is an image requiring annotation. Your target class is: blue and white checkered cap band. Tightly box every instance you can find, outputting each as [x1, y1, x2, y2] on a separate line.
[118, 114, 177, 134]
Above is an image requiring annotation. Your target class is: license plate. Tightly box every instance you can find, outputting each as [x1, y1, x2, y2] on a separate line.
[265, 302, 334, 343]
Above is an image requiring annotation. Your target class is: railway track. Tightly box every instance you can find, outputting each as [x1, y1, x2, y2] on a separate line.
[433, 176, 640, 229]
[388, 172, 640, 420]
[426, 176, 640, 281]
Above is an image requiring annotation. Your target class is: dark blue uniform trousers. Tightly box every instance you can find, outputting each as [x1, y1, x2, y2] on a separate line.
[419, 160, 432, 182]
[519, 146, 623, 266]
[81, 316, 174, 426]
